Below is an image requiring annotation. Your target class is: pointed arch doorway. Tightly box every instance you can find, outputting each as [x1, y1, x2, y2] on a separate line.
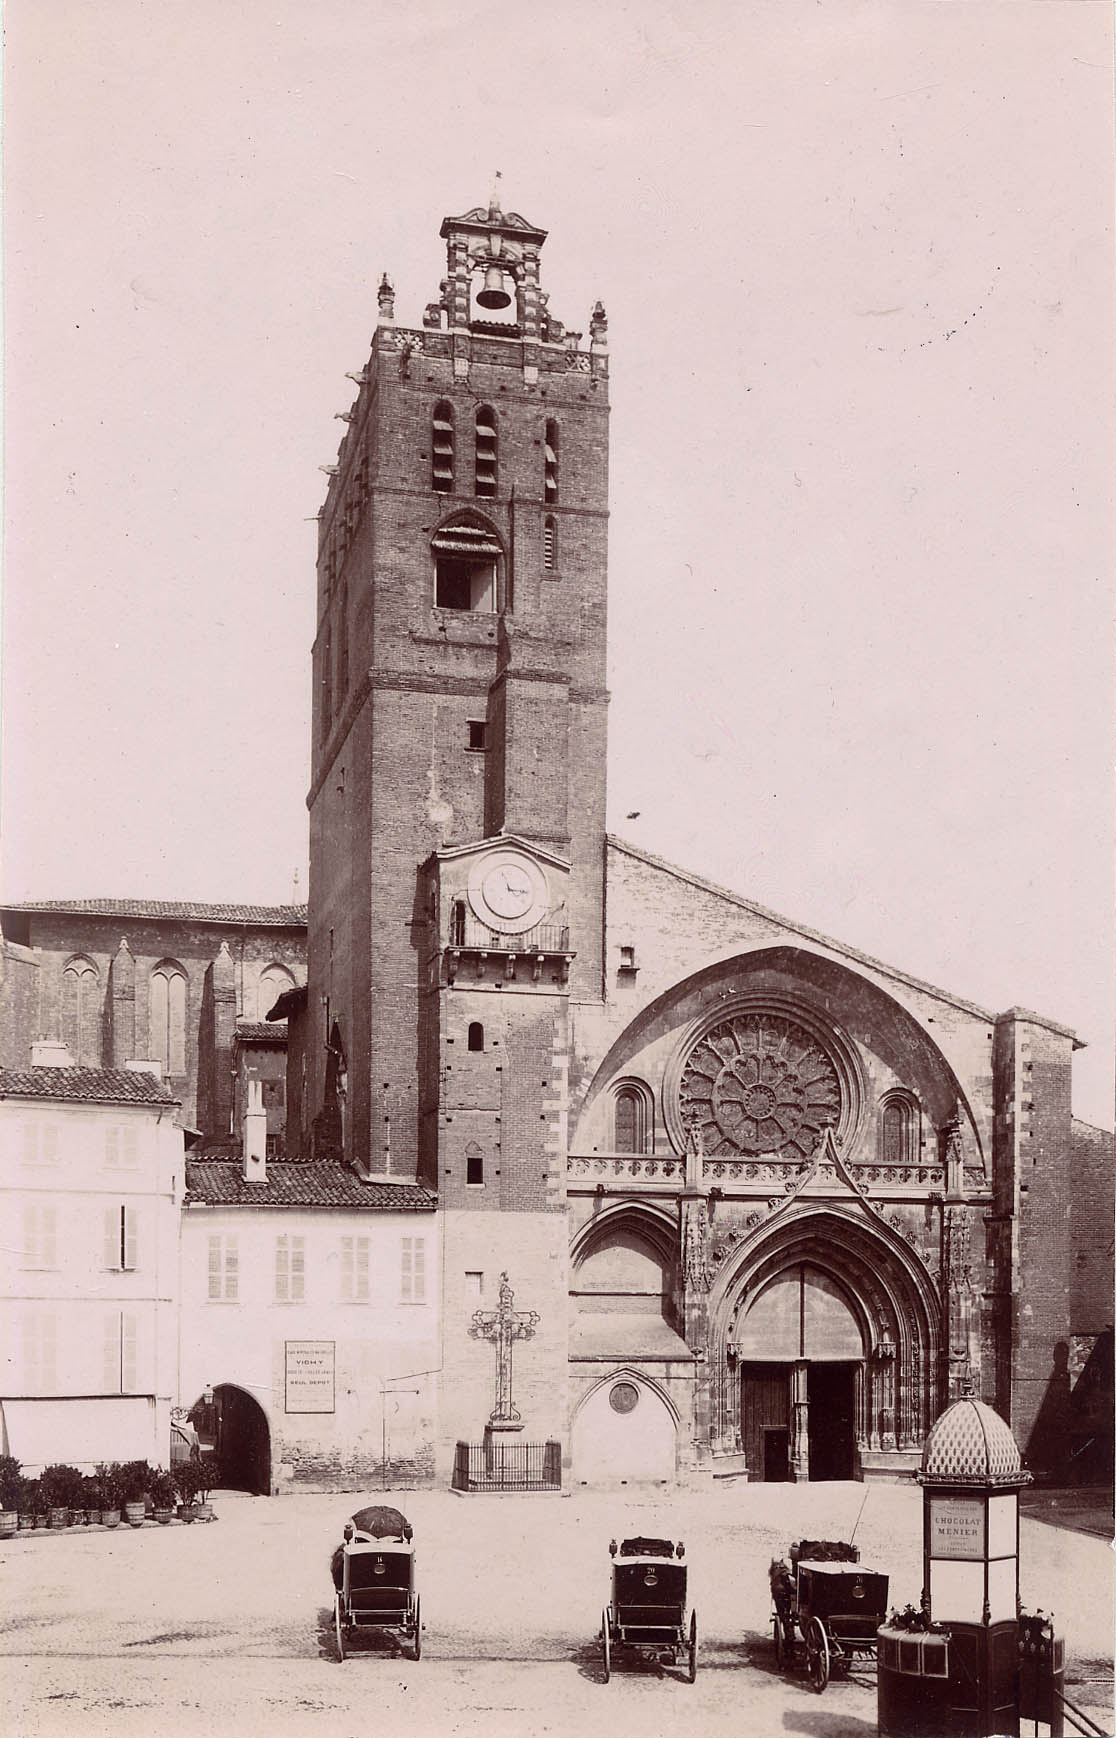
[737, 1265, 863, 1482]
[719, 1211, 938, 1483]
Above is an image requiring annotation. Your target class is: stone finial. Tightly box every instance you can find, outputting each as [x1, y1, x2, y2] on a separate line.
[590, 300, 608, 347]
[377, 273, 395, 321]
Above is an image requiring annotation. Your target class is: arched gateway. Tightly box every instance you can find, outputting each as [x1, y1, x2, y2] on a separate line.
[710, 1206, 939, 1481]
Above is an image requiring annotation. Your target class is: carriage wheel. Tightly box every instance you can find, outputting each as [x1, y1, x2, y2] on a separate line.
[334, 1593, 345, 1664]
[687, 1610, 698, 1684]
[805, 1616, 830, 1693]
[413, 1594, 422, 1661]
[601, 1608, 611, 1683]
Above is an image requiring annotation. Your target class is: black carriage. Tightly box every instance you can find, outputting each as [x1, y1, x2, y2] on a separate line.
[331, 1505, 421, 1663]
[601, 1536, 697, 1684]
[770, 1539, 888, 1693]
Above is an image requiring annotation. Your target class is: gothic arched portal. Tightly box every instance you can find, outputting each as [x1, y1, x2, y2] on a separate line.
[711, 1206, 939, 1482]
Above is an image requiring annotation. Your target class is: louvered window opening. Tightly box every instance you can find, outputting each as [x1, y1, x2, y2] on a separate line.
[432, 403, 454, 493]
[475, 408, 497, 497]
[544, 421, 559, 503]
[543, 517, 557, 571]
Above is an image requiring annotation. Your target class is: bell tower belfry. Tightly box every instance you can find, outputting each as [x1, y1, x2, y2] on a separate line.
[304, 195, 609, 1465]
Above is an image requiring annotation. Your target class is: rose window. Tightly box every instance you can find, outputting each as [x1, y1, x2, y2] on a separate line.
[678, 1011, 842, 1159]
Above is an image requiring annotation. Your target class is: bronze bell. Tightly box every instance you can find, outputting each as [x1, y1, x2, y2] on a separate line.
[476, 264, 512, 310]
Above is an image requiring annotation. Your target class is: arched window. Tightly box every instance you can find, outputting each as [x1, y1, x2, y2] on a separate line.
[474, 407, 497, 498]
[543, 516, 558, 572]
[450, 899, 467, 946]
[259, 964, 295, 1021]
[61, 956, 100, 1065]
[432, 515, 501, 613]
[544, 420, 559, 503]
[467, 1022, 484, 1052]
[878, 1093, 919, 1165]
[432, 401, 454, 493]
[466, 1142, 484, 1186]
[613, 1082, 652, 1155]
[149, 962, 187, 1076]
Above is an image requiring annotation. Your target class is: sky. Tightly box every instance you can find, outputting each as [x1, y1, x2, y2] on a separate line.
[3, 1, 1112, 1126]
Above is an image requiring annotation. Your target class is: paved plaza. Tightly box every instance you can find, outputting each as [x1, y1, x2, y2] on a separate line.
[4, 1481, 1113, 1738]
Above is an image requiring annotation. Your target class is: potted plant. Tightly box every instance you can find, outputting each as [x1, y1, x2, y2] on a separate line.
[0, 1455, 21, 1538]
[18, 1476, 43, 1530]
[173, 1458, 203, 1521]
[97, 1463, 122, 1529]
[118, 1460, 152, 1527]
[41, 1463, 83, 1528]
[150, 1469, 177, 1525]
[193, 1457, 221, 1523]
[79, 1472, 103, 1526]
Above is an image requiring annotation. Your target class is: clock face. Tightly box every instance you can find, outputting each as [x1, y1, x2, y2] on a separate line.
[467, 850, 549, 934]
[482, 863, 534, 920]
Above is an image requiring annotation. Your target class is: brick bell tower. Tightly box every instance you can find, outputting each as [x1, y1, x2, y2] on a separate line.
[305, 193, 609, 1468]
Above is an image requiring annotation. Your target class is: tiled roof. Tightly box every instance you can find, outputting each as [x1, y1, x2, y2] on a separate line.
[234, 1021, 289, 1042]
[2, 898, 307, 926]
[184, 1160, 436, 1211]
[0, 1067, 178, 1106]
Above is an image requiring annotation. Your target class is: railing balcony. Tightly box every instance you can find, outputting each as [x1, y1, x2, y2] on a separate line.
[452, 1438, 562, 1494]
[444, 919, 574, 986]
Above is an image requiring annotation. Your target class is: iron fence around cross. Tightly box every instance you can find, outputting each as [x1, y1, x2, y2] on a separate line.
[452, 1439, 562, 1493]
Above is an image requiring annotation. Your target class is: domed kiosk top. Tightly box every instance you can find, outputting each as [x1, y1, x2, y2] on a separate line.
[920, 1398, 1029, 1487]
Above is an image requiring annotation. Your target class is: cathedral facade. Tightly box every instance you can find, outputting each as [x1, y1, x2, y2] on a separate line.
[290, 197, 1107, 1490]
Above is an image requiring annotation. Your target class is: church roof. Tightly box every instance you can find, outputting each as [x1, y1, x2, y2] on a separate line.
[919, 1398, 1027, 1486]
[0, 1066, 178, 1106]
[184, 1160, 436, 1211]
[606, 836, 1079, 1040]
[2, 898, 307, 927]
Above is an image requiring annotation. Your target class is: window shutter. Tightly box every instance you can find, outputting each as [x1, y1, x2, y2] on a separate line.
[291, 1236, 305, 1302]
[208, 1235, 222, 1300]
[275, 1235, 289, 1302]
[123, 1206, 137, 1272]
[225, 1237, 239, 1301]
[340, 1235, 353, 1301]
[356, 1237, 369, 1301]
[105, 1207, 119, 1270]
[106, 1127, 119, 1167]
[103, 1312, 119, 1392]
[122, 1126, 137, 1168]
[40, 1206, 57, 1270]
[23, 1124, 38, 1165]
[121, 1313, 137, 1391]
[412, 1237, 426, 1302]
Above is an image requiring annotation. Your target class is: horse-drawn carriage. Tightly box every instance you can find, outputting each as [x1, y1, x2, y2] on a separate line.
[770, 1539, 888, 1692]
[601, 1536, 697, 1684]
[331, 1505, 421, 1663]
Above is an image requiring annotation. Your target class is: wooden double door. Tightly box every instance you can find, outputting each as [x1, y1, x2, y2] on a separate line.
[739, 1359, 858, 1482]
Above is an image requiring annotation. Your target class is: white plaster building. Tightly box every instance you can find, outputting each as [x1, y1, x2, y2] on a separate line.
[0, 1048, 183, 1472]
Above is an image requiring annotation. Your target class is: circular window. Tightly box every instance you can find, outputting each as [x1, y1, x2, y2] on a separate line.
[609, 1381, 640, 1415]
[678, 1009, 842, 1160]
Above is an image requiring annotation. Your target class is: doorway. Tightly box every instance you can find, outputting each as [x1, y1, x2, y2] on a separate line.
[739, 1362, 790, 1482]
[189, 1384, 271, 1494]
[807, 1362, 857, 1481]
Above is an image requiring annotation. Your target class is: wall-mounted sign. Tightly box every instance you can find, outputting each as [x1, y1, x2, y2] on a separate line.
[929, 1494, 985, 1560]
[285, 1340, 335, 1413]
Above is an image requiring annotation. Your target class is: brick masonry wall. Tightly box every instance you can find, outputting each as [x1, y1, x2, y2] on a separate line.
[0, 911, 305, 1136]
[1070, 1118, 1115, 1332]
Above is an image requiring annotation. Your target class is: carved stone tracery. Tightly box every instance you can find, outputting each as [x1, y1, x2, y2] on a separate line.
[679, 1011, 842, 1161]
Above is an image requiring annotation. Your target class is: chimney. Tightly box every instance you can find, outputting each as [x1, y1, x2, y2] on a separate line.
[243, 1076, 267, 1183]
[31, 1039, 74, 1068]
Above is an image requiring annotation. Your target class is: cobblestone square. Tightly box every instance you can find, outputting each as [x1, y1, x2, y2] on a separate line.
[5, 1482, 1112, 1738]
